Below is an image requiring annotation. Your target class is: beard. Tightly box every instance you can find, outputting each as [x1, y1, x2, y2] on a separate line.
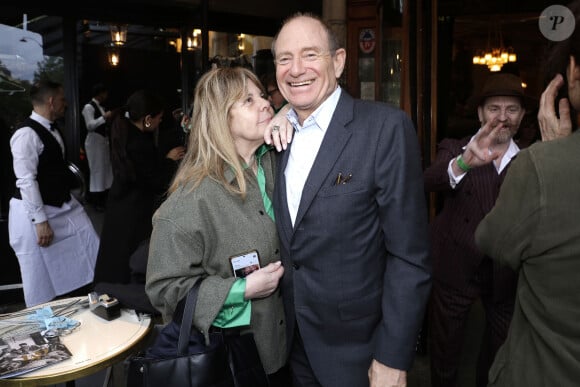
[494, 126, 515, 144]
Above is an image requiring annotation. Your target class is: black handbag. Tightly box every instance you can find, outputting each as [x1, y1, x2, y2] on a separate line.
[127, 280, 269, 387]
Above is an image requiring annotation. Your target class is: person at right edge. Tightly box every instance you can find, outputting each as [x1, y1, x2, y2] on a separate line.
[424, 72, 534, 387]
[267, 13, 431, 387]
[475, 1, 580, 385]
[146, 67, 290, 385]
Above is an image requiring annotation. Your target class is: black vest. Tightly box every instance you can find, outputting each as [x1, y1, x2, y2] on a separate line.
[15, 118, 72, 207]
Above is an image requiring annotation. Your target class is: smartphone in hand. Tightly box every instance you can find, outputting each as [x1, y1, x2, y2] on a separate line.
[230, 250, 261, 278]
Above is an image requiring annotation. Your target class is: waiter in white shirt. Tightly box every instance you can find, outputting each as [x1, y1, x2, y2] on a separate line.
[81, 83, 113, 211]
[9, 80, 99, 307]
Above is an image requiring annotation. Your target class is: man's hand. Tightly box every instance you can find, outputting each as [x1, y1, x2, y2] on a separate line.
[264, 104, 293, 151]
[451, 119, 503, 176]
[35, 221, 54, 247]
[538, 74, 572, 141]
[368, 360, 407, 387]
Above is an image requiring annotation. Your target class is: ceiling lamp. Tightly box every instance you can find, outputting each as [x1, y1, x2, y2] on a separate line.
[106, 44, 121, 67]
[110, 24, 128, 46]
[472, 21, 517, 72]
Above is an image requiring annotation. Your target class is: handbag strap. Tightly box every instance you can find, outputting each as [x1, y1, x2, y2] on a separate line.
[177, 279, 202, 355]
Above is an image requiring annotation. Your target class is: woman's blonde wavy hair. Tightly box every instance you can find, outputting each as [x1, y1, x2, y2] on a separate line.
[168, 66, 266, 199]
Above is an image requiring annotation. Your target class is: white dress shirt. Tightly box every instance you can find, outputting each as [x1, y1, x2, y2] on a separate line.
[285, 87, 342, 226]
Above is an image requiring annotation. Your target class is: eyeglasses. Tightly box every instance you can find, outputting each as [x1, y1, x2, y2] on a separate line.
[267, 88, 279, 97]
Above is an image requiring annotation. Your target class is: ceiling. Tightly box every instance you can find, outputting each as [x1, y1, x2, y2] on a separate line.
[1, 0, 323, 60]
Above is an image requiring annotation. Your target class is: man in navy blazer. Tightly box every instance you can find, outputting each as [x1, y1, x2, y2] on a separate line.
[270, 13, 431, 387]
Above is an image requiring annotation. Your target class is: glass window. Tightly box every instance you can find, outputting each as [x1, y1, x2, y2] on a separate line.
[0, 15, 64, 132]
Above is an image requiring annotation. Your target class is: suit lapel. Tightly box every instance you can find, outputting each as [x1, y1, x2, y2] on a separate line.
[293, 93, 354, 228]
[275, 140, 294, 245]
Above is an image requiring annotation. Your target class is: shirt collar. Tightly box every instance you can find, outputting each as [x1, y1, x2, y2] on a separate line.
[31, 111, 52, 131]
[286, 86, 342, 133]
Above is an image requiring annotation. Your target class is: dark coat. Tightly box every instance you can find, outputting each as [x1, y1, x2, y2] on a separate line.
[94, 121, 178, 284]
[423, 136, 517, 295]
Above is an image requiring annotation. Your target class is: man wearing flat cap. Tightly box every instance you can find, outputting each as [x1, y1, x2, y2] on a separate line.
[423, 73, 535, 387]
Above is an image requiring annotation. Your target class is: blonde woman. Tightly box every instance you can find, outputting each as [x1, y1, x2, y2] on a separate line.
[146, 67, 290, 385]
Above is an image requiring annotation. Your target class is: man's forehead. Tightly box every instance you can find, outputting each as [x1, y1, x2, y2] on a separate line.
[483, 95, 523, 107]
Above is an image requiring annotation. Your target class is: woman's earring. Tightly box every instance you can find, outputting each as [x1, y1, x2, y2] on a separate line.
[145, 122, 151, 128]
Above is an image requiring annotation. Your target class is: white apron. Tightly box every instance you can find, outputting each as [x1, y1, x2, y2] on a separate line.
[8, 196, 99, 307]
[84, 132, 113, 192]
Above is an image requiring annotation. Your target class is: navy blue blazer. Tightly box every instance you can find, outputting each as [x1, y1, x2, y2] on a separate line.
[274, 90, 432, 386]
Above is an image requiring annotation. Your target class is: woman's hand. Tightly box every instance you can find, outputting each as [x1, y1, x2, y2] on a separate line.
[244, 261, 284, 299]
[166, 145, 186, 161]
[264, 104, 293, 151]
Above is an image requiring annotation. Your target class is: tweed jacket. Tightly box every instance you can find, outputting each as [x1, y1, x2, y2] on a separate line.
[145, 150, 286, 374]
[274, 91, 431, 386]
[424, 136, 517, 293]
[476, 130, 580, 386]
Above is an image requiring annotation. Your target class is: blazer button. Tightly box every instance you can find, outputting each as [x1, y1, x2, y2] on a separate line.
[292, 263, 299, 270]
[259, 210, 264, 215]
[274, 249, 279, 254]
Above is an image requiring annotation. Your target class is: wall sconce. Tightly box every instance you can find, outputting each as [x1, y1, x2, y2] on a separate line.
[106, 44, 121, 67]
[110, 24, 128, 46]
[237, 33, 245, 52]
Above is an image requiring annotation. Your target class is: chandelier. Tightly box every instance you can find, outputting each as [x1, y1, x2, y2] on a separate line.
[472, 21, 517, 72]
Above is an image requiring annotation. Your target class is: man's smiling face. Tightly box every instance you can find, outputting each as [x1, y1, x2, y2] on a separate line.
[274, 16, 346, 123]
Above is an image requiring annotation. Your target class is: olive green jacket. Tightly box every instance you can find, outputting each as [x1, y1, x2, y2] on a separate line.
[475, 131, 580, 386]
[145, 150, 286, 374]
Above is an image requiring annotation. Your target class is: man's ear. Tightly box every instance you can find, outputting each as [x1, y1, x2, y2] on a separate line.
[477, 106, 484, 123]
[333, 48, 346, 79]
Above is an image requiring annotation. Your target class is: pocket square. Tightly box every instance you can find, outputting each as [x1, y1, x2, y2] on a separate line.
[334, 172, 352, 185]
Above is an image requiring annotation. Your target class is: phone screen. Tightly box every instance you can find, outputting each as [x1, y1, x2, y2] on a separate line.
[230, 250, 260, 278]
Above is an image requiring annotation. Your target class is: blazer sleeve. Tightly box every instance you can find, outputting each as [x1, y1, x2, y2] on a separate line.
[373, 109, 432, 370]
[145, 197, 236, 332]
[423, 137, 468, 192]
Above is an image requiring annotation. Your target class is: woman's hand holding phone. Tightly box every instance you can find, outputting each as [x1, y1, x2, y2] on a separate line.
[243, 261, 284, 300]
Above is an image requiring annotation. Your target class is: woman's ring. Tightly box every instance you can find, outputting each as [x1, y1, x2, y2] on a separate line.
[272, 125, 280, 132]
